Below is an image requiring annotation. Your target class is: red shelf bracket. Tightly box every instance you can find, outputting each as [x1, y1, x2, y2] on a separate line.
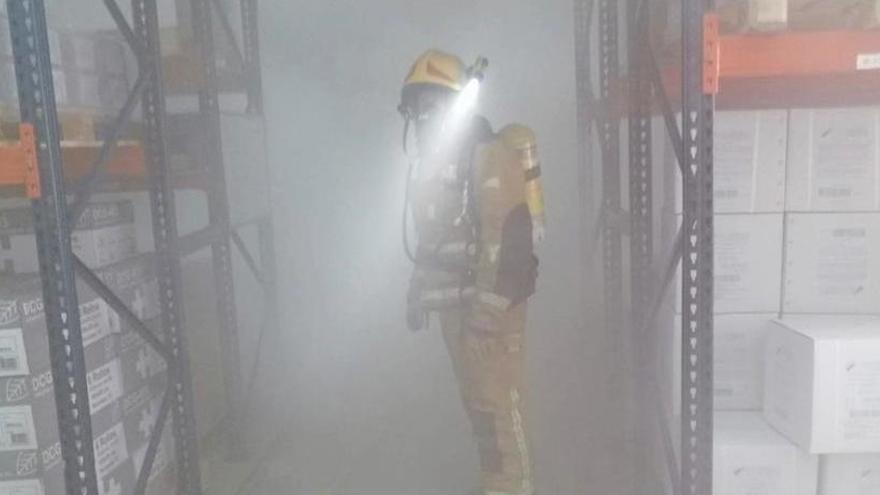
[703, 13, 721, 95]
[19, 124, 41, 199]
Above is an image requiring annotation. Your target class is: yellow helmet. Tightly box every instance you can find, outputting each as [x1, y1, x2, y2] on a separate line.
[403, 50, 466, 92]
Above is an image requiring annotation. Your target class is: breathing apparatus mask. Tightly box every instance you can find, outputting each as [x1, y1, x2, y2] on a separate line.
[398, 56, 488, 157]
[398, 56, 489, 264]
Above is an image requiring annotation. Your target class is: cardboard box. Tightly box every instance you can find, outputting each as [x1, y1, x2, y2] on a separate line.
[96, 254, 160, 324]
[787, 108, 880, 212]
[93, 423, 134, 495]
[820, 454, 880, 495]
[119, 339, 167, 396]
[59, 34, 97, 73]
[783, 213, 880, 314]
[0, 276, 118, 382]
[664, 314, 774, 416]
[97, 76, 129, 112]
[676, 110, 787, 213]
[131, 426, 176, 495]
[764, 316, 880, 453]
[0, 201, 136, 274]
[68, 72, 101, 110]
[715, 412, 818, 495]
[676, 213, 784, 314]
[0, 479, 42, 495]
[789, 0, 880, 30]
[94, 36, 127, 78]
[50, 69, 67, 108]
[121, 378, 167, 460]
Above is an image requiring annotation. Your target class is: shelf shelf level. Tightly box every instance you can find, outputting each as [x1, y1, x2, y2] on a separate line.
[659, 30, 880, 109]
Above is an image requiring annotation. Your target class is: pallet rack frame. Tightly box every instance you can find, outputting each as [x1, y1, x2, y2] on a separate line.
[4, 0, 277, 493]
[579, 0, 880, 493]
[575, 0, 715, 494]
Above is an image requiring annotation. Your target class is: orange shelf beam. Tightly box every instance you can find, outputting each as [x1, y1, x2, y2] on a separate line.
[1, 140, 147, 191]
[719, 30, 880, 79]
[654, 30, 880, 109]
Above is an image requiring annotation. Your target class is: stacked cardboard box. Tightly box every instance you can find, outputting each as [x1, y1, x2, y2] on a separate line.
[0, 200, 136, 275]
[0, 274, 122, 493]
[715, 412, 819, 495]
[0, 14, 130, 141]
[663, 108, 880, 493]
[764, 317, 880, 495]
[665, 111, 787, 421]
[0, 220, 173, 494]
[157, 0, 243, 94]
[58, 32, 130, 119]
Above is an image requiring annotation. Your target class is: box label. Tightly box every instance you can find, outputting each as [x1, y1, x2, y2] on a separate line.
[812, 110, 877, 209]
[94, 423, 128, 481]
[81, 300, 113, 348]
[0, 479, 42, 495]
[88, 360, 123, 416]
[817, 226, 868, 298]
[857, 53, 880, 71]
[715, 330, 762, 408]
[0, 406, 35, 452]
[842, 360, 880, 441]
[729, 465, 782, 494]
[0, 330, 27, 377]
[767, 344, 797, 424]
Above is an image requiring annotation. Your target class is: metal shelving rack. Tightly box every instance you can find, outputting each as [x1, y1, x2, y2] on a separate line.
[578, 0, 880, 493]
[575, 0, 715, 494]
[3, 0, 277, 493]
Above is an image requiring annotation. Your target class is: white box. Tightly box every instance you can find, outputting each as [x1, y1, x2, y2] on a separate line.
[820, 454, 880, 495]
[787, 108, 880, 212]
[677, 110, 787, 213]
[764, 316, 880, 453]
[0, 479, 42, 495]
[0, 329, 28, 378]
[715, 412, 818, 495]
[0, 201, 137, 274]
[749, 0, 789, 30]
[93, 422, 128, 483]
[70, 72, 101, 109]
[0, 223, 136, 274]
[0, 405, 36, 452]
[87, 359, 123, 417]
[783, 213, 880, 314]
[664, 314, 774, 416]
[676, 213, 784, 314]
[60, 34, 97, 72]
[50, 69, 67, 107]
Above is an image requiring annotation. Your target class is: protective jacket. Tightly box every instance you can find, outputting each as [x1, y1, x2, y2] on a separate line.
[408, 116, 538, 495]
[409, 116, 538, 329]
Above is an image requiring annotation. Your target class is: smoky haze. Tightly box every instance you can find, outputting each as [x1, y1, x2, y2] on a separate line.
[248, 1, 632, 494]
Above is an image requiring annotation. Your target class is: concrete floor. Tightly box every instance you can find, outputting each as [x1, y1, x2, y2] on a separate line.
[199, 295, 645, 495]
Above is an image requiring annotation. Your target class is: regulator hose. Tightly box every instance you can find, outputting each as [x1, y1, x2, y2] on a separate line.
[402, 117, 418, 264]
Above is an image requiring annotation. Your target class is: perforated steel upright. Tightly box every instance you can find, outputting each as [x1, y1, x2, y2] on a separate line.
[189, 0, 246, 457]
[627, 0, 655, 491]
[133, 0, 204, 492]
[679, 1, 715, 494]
[597, 0, 624, 353]
[6, 0, 100, 492]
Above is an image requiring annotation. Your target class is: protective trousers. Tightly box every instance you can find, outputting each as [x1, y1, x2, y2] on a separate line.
[440, 304, 534, 495]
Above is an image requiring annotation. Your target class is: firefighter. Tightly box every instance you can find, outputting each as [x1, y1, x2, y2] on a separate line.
[398, 49, 543, 495]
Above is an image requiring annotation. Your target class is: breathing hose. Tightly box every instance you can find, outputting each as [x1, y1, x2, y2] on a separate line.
[402, 117, 419, 264]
